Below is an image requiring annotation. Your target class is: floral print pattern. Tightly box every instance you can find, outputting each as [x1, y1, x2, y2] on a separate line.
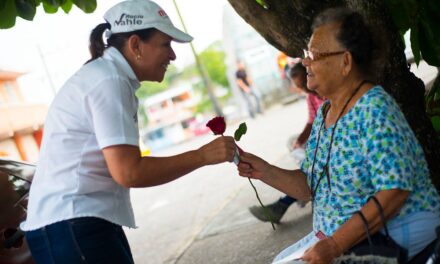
[301, 86, 440, 235]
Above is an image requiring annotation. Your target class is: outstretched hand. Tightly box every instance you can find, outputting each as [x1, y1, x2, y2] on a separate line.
[237, 152, 271, 180]
[198, 136, 236, 165]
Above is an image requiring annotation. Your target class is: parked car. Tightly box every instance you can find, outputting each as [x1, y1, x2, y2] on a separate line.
[0, 158, 35, 264]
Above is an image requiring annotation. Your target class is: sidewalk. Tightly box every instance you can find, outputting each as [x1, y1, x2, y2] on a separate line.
[175, 153, 312, 264]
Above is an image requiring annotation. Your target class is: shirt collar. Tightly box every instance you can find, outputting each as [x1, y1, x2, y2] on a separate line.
[103, 47, 140, 90]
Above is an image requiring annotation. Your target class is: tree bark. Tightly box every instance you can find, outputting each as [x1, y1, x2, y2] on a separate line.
[228, 0, 440, 190]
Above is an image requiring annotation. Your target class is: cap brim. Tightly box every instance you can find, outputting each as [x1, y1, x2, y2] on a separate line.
[155, 24, 193, 43]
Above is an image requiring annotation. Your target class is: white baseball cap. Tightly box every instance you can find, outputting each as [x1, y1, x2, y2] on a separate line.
[104, 0, 193, 43]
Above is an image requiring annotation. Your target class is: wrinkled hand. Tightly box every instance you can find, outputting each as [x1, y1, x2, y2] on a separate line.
[237, 152, 271, 180]
[302, 237, 341, 264]
[198, 136, 236, 165]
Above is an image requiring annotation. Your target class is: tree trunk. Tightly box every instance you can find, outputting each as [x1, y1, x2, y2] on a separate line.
[228, 0, 440, 190]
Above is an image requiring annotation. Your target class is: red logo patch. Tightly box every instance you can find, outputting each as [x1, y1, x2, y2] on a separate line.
[158, 10, 167, 17]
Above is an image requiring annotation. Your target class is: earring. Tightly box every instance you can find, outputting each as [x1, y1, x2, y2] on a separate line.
[136, 54, 141, 60]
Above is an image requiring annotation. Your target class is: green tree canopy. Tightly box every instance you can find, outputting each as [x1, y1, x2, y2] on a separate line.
[135, 42, 229, 100]
[199, 41, 230, 88]
[135, 65, 179, 99]
[0, 0, 97, 29]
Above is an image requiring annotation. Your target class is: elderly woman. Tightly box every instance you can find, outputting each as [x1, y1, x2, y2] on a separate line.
[237, 7, 440, 264]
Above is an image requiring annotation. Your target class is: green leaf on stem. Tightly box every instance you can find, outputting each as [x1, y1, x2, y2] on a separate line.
[248, 178, 276, 230]
[234, 122, 247, 141]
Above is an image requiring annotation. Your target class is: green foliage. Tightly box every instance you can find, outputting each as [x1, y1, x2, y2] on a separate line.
[385, 0, 440, 66]
[179, 42, 231, 114]
[135, 65, 179, 99]
[255, 0, 269, 10]
[0, 0, 96, 29]
[73, 0, 96, 13]
[0, 0, 17, 28]
[176, 42, 229, 88]
[386, 0, 440, 139]
[15, 0, 36, 20]
[426, 77, 440, 137]
[431, 116, 440, 135]
[193, 97, 213, 114]
[234, 123, 247, 141]
[199, 41, 230, 88]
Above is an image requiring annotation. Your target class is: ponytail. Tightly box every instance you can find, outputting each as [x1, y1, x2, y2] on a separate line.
[86, 23, 157, 64]
[87, 23, 111, 63]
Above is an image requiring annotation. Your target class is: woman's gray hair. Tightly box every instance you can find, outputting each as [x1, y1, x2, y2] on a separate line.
[312, 7, 380, 80]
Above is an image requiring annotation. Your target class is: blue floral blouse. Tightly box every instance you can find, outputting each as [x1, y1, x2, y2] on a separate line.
[300, 85, 440, 236]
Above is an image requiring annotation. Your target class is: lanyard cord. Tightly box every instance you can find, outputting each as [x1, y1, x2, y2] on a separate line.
[310, 80, 369, 202]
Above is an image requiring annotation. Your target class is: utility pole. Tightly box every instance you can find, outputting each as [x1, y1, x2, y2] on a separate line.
[172, 0, 223, 116]
[36, 44, 57, 98]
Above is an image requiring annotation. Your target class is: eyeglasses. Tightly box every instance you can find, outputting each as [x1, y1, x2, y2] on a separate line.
[303, 49, 346, 62]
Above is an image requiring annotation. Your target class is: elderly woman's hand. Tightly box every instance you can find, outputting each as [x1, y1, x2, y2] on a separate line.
[237, 152, 272, 180]
[302, 237, 342, 264]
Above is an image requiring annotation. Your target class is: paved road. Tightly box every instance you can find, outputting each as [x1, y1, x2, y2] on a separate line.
[124, 99, 312, 264]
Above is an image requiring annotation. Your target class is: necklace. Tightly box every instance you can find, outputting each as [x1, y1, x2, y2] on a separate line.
[310, 80, 369, 202]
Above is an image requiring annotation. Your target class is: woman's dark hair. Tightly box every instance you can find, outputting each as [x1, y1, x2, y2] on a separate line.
[87, 22, 157, 63]
[288, 63, 307, 79]
[289, 63, 316, 94]
[312, 7, 378, 79]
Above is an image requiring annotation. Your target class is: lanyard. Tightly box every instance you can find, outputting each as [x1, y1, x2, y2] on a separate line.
[310, 80, 369, 203]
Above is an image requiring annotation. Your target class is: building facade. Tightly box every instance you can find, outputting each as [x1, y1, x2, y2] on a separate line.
[141, 83, 209, 151]
[0, 71, 47, 162]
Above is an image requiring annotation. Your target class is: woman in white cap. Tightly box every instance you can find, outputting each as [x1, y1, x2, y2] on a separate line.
[21, 1, 236, 263]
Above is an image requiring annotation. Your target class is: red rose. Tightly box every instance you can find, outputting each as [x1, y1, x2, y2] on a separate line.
[206, 116, 226, 135]
[204, 117, 273, 229]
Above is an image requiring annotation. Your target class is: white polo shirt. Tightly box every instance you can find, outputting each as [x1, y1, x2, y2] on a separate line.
[22, 47, 140, 231]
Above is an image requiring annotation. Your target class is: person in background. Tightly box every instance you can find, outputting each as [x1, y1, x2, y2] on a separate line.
[21, 1, 236, 263]
[239, 7, 440, 263]
[248, 63, 324, 224]
[289, 63, 325, 158]
[235, 61, 264, 118]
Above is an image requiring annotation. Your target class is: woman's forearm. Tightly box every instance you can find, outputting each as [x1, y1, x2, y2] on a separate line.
[103, 136, 236, 188]
[260, 167, 311, 201]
